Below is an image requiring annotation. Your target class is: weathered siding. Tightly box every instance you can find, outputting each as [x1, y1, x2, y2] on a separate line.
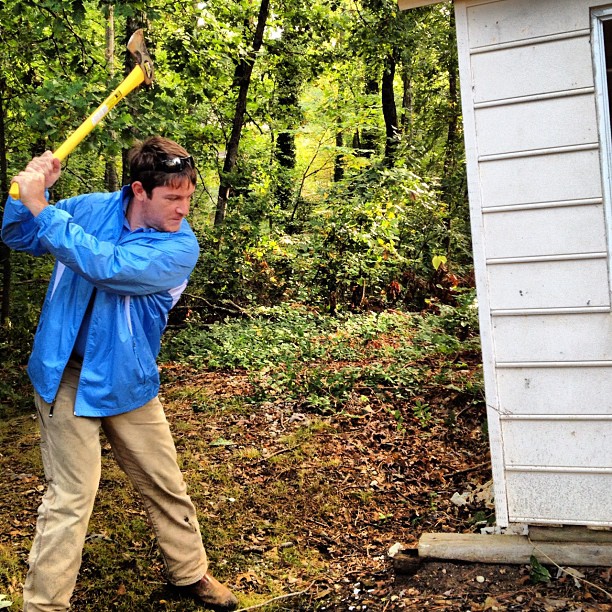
[483, 204, 607, 259]
[479, 149, 602, 207]
[471, 36, 593, 103]
[475, 94, 598, 156]
[494, 313, 612, 362]
[502, 419, 611, 467]
[487, 258, 609, 310]
[466, 0, 592, 49]
[505, 472, 611, 525]
[497, 366, 612, 415]
[456, 0, 612, 526]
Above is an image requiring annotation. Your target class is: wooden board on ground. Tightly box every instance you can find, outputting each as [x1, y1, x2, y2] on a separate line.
[415, 533, 612, 567]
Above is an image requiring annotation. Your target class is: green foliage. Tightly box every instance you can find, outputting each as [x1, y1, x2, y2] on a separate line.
[1, 0, 472, 388]
[412, 399, 432, 427]
[188, 158, 466, 312]
[0, 253, 51, 418]
[164, 303, 336, 370]
[433, 289, 480, 338]
[529, 555, 551, 584]
[162, 300, 482, 417]
[291, 163, 451, 309]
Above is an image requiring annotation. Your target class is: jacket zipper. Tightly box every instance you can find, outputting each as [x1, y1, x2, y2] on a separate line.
[49, 402, 55, 418]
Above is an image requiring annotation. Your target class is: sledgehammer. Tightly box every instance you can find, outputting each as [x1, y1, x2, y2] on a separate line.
[9, 29, 154, 200]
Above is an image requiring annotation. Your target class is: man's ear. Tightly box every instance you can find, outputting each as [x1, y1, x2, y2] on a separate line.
[131, 181, 147, 201]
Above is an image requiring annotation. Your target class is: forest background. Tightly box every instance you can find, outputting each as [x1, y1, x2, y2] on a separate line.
[0, 0, 469, 378]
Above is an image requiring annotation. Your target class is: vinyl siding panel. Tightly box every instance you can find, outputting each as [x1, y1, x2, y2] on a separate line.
[494, 314, 612, 363]
[467, 0, 591, 49]
[502, 420, 612, 467]
[454, 0, 612, 527]
[483, 204, 606, 259]
[483, 204, 607, 259]
[479, 149, 602, 209]
[471, 35, 593, 104]
[487, 258, 610, 310]
[474, 94, 598, 157]
[506, 472, 612, 525]
[497, 367, 612, 415]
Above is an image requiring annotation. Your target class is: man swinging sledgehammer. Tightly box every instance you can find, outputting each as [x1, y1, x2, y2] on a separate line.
[2, 136, 239, 612]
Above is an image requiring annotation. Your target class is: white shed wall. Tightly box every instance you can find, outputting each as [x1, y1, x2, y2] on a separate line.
[479, 149, 602, 207]
[475, 94, 598, 156]
[483, 205, 607, 259]
[456, 0, 612, 526]
[497, 366, 612, 414]
[466, 0, 591, 48]
[471, 36, 594, 103]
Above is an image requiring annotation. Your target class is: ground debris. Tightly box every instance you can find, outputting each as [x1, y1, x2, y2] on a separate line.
[1, 355, 610, 611]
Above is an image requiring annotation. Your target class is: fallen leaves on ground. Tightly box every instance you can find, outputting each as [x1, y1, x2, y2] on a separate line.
[0, 354, 610, 611]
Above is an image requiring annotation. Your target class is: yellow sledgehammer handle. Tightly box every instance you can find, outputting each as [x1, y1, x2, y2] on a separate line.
[9, 65, 146, 200]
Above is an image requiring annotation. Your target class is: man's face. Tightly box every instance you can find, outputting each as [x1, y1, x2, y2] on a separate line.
[138, 180, 195, 233]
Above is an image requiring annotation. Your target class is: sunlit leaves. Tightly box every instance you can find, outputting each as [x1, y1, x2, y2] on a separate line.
[1, 0, 468, 314]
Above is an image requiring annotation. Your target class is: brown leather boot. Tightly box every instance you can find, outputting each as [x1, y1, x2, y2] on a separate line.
[178, 573, 238, 611]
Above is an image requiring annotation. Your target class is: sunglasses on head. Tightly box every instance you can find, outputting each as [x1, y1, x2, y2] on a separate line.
[153, 155, 195, 173]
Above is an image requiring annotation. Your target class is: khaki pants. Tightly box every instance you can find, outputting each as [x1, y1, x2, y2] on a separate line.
[24, 361, 208, 611]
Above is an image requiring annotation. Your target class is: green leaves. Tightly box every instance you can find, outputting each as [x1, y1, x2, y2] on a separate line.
[529, 555, 552, 584]
[291, 163, 445, 309]
[432, 255, 447, 271]
[162, 302, 482, 417]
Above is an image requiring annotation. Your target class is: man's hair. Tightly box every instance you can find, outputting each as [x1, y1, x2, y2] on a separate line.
[128, 136, 196, 197]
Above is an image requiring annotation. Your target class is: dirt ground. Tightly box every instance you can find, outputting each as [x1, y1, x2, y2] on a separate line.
[1, 363, 611, 611]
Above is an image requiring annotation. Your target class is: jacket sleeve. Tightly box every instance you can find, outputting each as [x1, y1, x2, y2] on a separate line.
[30, 205, 200, 296]
[2, 192, 92, 256]
[2, 193, 52, 256]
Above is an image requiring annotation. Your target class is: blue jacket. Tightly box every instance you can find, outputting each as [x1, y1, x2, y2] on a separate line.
[2, 186, 200, 417]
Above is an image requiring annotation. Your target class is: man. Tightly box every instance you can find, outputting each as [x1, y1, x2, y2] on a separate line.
[2, 136, 238, 612]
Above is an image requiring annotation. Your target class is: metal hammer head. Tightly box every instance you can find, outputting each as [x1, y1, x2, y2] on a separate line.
[127, 29, 154, 85]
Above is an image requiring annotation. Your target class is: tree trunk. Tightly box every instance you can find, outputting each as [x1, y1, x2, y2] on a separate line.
[275, 130, 296, 210]
[276, 131, 296, 171]
[104, 4, 119, 192]
[215, 0, 270, 227]
[334, 124, 344, 182]
[400, 64, 412, 141]
[360, 77, 379, 158]
[274, 70, 298, 211]
[441, 10, 459, 256]
[382, 50, 399, 164]
[0, 80, 11, 325]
